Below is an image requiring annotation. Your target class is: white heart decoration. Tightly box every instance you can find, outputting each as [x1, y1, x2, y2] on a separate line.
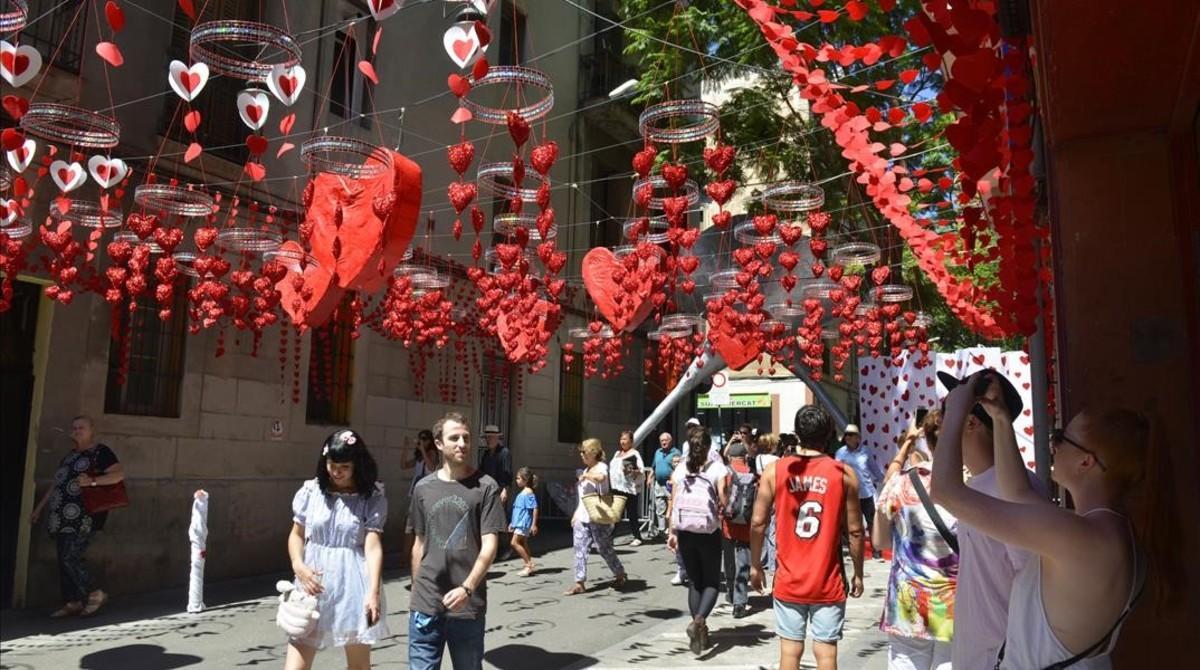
[367, 0, 401, 21]
[6, 138, 35, 173]
[87, 156, 129, 189]
[50, 160, 87, 193]
[0, 40, 43, 88]
[167, 60, 209, 102]
[443, 22, 486, 69]
[237, 89, 270, 131]
[266, 63, 306, 107]
[0, 198, 18, 226]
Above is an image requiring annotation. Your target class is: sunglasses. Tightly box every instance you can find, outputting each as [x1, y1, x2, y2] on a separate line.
[1050, 428, 1107, 471]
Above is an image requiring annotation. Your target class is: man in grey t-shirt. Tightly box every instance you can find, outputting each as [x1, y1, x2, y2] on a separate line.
[408, 412, 506, 670]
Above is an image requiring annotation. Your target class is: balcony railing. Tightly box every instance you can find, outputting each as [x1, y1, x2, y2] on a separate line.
[19, 0, 87, 75]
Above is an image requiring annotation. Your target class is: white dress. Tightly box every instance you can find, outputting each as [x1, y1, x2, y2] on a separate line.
[290, 479, 390, 648]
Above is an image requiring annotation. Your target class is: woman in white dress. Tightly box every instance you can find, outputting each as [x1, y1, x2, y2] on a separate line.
[285, 429, 389, 670]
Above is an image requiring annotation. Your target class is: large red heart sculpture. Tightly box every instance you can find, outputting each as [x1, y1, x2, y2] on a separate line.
[275, 241, 342, 328]
[581, 246, 657, 333]
[707, 312, 763, 372]
[355, 151, 423, 294]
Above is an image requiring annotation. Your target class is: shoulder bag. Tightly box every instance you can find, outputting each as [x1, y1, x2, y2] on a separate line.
[908, 469, 956, 553]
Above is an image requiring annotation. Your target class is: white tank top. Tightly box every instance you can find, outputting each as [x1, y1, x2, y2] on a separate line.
[998, 509, 1140, 669]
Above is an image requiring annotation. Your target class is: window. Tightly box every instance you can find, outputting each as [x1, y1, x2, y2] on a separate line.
[306, 301, 355, 425]
[558, 349, 583, 443]
[329, 28, 373, 127]
[20, 0, 87, 74]
[479, 354, 512, 442]
[105, 295, 188, 417]
[498, 1, 527, 66]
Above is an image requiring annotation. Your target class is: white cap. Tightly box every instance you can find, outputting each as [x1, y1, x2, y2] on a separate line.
[483, 424, 501, 435]
[685, 417, 701, 426]
[843, 423, 860, 435]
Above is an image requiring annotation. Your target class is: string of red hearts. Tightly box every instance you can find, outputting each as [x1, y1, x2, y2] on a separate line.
[735, 0, 1047, 341]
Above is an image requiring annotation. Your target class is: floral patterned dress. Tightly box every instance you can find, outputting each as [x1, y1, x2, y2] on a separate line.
[290, 479, 389, 648]
[877, 466, 959, 642]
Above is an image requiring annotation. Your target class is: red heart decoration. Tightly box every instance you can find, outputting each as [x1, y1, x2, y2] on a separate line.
[530, 141, 559, 175]
[245, 134, 268, 155]
[712, 211, 732, 229]
[153, 227, 184, 252]
[447, 181, 477, 213]
[582, 247, 657, 333]
[194, 226, 218, 250]
[506, 112, 531, 147]
[871, 265, 891, 285]
[2, 95, 29, 121]
[1, 128, 24, 152]
[447, 74, 471, 97]
[631, 145, 657, 177]
[126, 213, 159, 239]
[660, 163, 688, 191]
[447, 141, 475, 175]
[703, 144, 736, 174]
[705, 179, 735, 205]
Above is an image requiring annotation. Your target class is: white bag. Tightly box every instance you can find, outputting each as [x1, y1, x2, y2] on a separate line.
[274, 580, 320, 639]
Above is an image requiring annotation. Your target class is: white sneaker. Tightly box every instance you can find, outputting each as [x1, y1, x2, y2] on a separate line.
[671, 572, 684, 586]
[630, 539, 643, 547]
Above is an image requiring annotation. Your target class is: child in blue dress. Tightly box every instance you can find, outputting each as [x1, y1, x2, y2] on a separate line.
[285, 429, 389, 670]
[509, 467, 540, 576]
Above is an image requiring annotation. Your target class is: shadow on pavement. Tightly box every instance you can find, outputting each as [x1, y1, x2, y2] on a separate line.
[700, 622, 774, 661]
[79, 644, 202, 669]
[484, 643, 596, 670]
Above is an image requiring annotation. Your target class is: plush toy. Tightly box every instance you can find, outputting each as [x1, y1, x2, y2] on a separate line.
[275, 580, 320, 639]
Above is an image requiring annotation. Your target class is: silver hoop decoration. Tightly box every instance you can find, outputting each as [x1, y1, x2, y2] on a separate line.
[493, 213, 557, 242]
[50, 200, 123, 228]
[734, 221, 782, 246]
[411, 271, 451, 290]
[113, 230, 163, 254]
[761, 318, 789, 334]
[761, 181, 825, 212]
[392, 263, 436, 282]
[568, 325, 615, 339]
[631, 175, 700, 211]
[830, 241, 881, 267]
[172, 251, 200, 278]
[766, 301, 807, 319]
[0, 0, 29, 33]
[853, 301, 877, 318]
[0, 164, 11, 191]
[710, 269, 742, 291]
[1, 217, 31, 239]
[264, 247, 319, 273]
[189, 20, 301, 82]
[875, 283, 913, 303]
[460, 66, 555, 124]
[647, 328, 693, 342]
[802, 279, 840, 300]
[622, 216, 669, 244]
[638, 99, 720, 144]
[300, 136, 392, 179]
[400, 247, 414, 262]
[483, 245, 536, 268]
[661, 313, 704, 331]
[133, 184, 216, 218]
[612, 243, 667, 260]
[476, 162, 545, 203]
[19, 103, 121, 149]
[913, 311, 933, 329]
[216, 227, 282, 253]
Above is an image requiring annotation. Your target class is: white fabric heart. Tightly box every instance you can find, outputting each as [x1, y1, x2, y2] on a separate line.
[6, 138, 35, 173]
[0, 40, 43, 88]
[0, 198, 18, 226]
[367, 0, 401, 21]
[266, 63, 306, 107]
[167, 60, 209, 102]
[87, 156, 129, 189]
[50, 160, 87, 193]
[442, 22, 483, 69]
[237, 89, 270, 131]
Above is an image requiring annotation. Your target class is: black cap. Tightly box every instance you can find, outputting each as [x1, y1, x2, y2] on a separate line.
[937, 369, 1023, 431]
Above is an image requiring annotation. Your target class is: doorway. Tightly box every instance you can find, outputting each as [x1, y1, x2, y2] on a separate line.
[0, 280, 41, 606]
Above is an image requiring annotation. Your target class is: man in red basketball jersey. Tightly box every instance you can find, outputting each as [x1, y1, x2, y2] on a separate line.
[750, 405, 864, 670]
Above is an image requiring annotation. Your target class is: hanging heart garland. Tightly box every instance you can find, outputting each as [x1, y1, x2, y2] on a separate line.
[0, 40, 42, 88]
[167, 60, 209, 102]
[49, 160, 87, 192]
[87, 156, 128, 189]
[266, 63, 306, 106]
[6, 137, 34, 173]
[237, 89, 270, 131]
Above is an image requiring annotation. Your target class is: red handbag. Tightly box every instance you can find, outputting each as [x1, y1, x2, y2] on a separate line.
[81, 475, 129, 514]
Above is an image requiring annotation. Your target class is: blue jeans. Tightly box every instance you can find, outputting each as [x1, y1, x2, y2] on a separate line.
[408, 611, 485, 669]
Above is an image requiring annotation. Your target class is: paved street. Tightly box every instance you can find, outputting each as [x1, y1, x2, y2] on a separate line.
[0, 525, 888, 669]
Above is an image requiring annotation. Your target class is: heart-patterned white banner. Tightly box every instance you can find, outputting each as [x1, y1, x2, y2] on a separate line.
[167, 60, 209, 102]
[442, 21, 485, 69]
[0, 40, 43, 88]
[237, 89, 270, 131]
[87, 156, 129, 189]
[49, 160, 87, 193]
[266, 63, 306, 107]
[6, 138, 35, 173]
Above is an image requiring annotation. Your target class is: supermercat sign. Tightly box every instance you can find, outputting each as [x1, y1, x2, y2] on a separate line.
[697, 393, 771, 409]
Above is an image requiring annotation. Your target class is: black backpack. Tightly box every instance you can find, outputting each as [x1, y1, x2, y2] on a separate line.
[723, 458, 760, 525]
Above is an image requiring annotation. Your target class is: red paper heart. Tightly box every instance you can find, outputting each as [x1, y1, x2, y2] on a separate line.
[447, 74, 471, 97]
[105, 1, 125, 31]
[245, 134, 268, 155]
[1, 128, 24, 152]
[506, 112, 531, 147]
[2, 95, 29, 121]
[96, 42, 124, 67]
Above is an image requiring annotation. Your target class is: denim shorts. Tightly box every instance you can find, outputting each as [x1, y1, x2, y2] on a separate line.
[773, 598, 846, 642]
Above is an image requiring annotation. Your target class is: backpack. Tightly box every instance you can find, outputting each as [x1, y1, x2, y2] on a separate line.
[724, 463, 758, 525]
[673, 472, 719, 534]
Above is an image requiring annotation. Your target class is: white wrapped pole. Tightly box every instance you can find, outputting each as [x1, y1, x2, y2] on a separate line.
[633, 348, 727, 448]
[187, 489, 209, 613]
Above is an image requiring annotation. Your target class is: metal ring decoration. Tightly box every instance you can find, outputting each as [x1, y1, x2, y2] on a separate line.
[733, 221, 782, 246]
[661, 313, 704, 331]
[134, 184, 216, 218]
[638, 99, 720, 144]
[19, 103, 121, 149]
[647, 328, 694, 342]
[853, 301, 877, 318]
[569, 325, 614, 339]
[300, 136, 392, 179]
[216, 227, 282, 253]
[612, 243, 667, 260]
[113, 230, 163, 254]
[1, 217, 31, 239]
[0, 164, 11, 191]
[766, 301, 807, 319]
[476, 162, 546, 203]
[622, 216, 669, 245]
[0, 0, 29, 33]
[761, 181, 825, 212]
[761, 318, 789, 334]
[875, 283, 914, 303]
[172, 251, 200, 278]
[392, 263, 436, 282]
[710, 269, 742, 291]
[49, 200, 123, 228]
[460, 66, 555, 125]
[802, 279, 840, 300]
[411, 271, 451, 290]
[264, 247, 319, 273]
[483, 245, 537, 268]
[913, 311, 933, 328]
[493, 213, 557, 241]
[189, 20, 301, 82]
[830, 241, 881, 267]
[630, 175, 700, 211]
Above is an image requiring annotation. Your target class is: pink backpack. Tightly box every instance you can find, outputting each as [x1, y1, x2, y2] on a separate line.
[672, 472, 719, 534]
